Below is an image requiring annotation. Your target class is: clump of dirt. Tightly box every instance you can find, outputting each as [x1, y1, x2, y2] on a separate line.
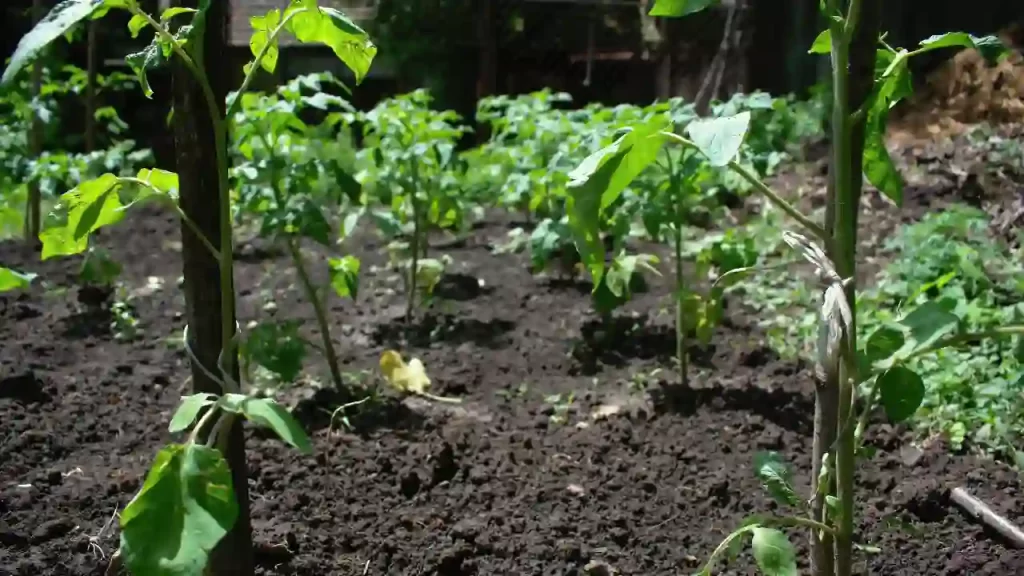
[892, 26, 1024, 141]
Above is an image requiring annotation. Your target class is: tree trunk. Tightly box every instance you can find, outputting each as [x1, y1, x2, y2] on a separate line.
[170, 1, 253, 575]
[85, 20, 98, 153]
[25, 0, 44, 246]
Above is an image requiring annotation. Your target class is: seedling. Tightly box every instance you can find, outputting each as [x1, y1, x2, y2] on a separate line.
[358, 90, 470, 321]
[569, 2, 1024, 574]
[230, 72, 362, 393]
[1, 0, 376, 573]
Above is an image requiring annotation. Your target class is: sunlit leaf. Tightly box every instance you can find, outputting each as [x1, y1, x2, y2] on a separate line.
[128, 13, 149, 38]
[809, 29, 831, 54]
[247, 9, 281, 74]
[119, 444, 237, 576]
[160, 7, 197, 21]
[168, 393, 217, 433]
[750, 527, 798, 576]
[0, 268, 37, 292]
[918, 33, 1007, 62]
[566, 117, 666, 282]
[328, 255, 360, 299]
[41, 173, 124, 260]
[137, 168, 180, 199]
[686, 112, 750, 167]
[285, 0, 377, 84]
[2, 0, 120, 86]
[219, 394, 312, 454]
[648, 0, 718, 17]
[877, 366, 925, 423]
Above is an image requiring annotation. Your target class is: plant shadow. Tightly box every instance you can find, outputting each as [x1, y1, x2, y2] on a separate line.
[286, 387, 428, 437]
[433, 272, 494, 302]
[650, 361, 814, 436]
[371, 312, 515, 350]
[569, 313, 713, 376]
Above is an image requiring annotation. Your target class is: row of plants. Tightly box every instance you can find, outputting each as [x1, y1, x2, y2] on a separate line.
[2, 0, 1022, 574]
[558, 1, 1024, 575]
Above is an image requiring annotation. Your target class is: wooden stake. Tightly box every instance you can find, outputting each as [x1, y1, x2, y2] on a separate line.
[951, 487, 1024, 549]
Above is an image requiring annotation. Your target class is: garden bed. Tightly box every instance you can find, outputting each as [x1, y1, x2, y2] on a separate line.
[2, 174, 1022, 574]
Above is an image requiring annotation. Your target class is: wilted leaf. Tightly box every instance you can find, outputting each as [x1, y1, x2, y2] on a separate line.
[380, 350, 431, 395]
[119, 444, 237, 576]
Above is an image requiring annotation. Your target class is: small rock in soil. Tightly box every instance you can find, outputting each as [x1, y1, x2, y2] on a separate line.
[0, 370, 49, 403]
[30, 518, 75, 544]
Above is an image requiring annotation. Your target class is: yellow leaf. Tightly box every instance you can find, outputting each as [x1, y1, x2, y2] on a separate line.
[379, 350, 431, 395]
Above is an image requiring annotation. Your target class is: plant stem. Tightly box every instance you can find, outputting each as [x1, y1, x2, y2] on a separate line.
[659, 132, 830, 246]
[908, 326, 1024, 360]
[674, 223, 688, 387]
[827, 0, 860, 572]
[287, 238, 345, 392]
[138, 7, 239, 391]
[408, 197, 421, 323]
[668, 159, 688, 387]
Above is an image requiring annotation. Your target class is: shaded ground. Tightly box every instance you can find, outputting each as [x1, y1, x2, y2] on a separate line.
[2, 138, 1023, 576]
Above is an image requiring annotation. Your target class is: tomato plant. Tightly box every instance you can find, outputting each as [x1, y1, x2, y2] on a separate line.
[1, 0, 375, 573]
[356, 89, 470, 320]
[230, 71, 362, 393]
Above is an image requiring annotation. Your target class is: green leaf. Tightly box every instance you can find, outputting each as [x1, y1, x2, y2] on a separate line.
[168, 393, 217, 434]
[753, 452, 801, 507]
[877, 366, 925, 423]
[809, 29, 831, 54]
[41, 174, 125, 260]
[918, 33, 1007, 62]
[566, 118, 666, 282]
[750, 527, 798, 576]
[285, 0, 377, 84]
[161, 6, 197, 21]
[686, 112, 750, 167]
[219, 394, 312, 454]
[248, 9, 281, 74]
[138, 168, 180, 199]
[649, 0, 718, 17]
[863, 52, 911, 205]
[0, 268, 37, 292]
[79, 248, 122, 285]
[900, 300, 960, 351]
[242, 321, 306, 382]
[125, 40, 164, 98]
[328, 255, 360, 299]
[128, 13, 149, 38]
[119, 444, 238, 576]
[864, 326, 904, 363]
[2, 0, 116, 86]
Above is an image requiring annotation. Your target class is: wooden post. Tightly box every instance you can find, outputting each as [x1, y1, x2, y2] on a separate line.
[25, 0, 44, 246]
[170, 1, 253, 574]
[85, 20, 97, 153]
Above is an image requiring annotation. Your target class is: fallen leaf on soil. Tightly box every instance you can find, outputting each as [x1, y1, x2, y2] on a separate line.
[380, 350, 431, 395]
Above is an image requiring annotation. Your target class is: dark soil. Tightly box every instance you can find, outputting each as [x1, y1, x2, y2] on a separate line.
[2, 157, 1023, 575]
